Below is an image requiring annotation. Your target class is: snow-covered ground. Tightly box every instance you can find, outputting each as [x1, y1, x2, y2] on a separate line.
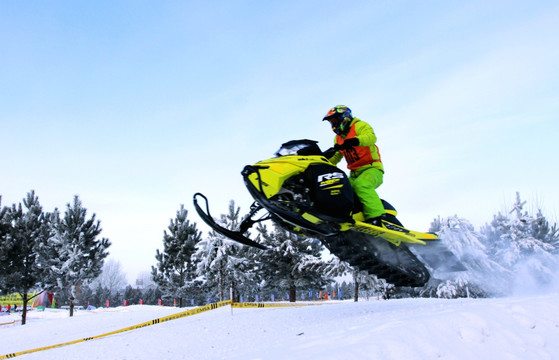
[2, 294, 559, 360]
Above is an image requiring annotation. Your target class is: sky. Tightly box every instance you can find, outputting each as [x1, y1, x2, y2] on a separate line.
[2, 1, 559, 283]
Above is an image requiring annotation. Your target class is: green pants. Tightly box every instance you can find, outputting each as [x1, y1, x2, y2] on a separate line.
[349, 167, 384, 220]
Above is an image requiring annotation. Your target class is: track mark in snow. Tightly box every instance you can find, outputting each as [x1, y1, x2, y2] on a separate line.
[457, 313, 490, 343]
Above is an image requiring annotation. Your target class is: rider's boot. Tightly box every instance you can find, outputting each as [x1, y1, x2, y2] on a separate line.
[366, 216, 405, 232]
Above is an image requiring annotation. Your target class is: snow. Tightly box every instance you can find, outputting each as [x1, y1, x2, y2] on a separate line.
[2, 294, 559, 359]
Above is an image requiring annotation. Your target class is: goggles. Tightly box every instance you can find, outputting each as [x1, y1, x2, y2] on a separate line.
[325, 106, 347, 118]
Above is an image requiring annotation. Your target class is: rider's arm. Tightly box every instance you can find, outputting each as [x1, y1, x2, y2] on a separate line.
[326, 137, 344, 165]
[354, 120, 377, 146]
[328, 149, 343, 165]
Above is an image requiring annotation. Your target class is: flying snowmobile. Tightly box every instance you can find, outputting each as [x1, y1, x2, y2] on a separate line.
[193, 139, 463, 287]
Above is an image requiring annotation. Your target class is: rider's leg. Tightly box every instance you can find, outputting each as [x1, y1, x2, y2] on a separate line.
[349, 167, 384, 221]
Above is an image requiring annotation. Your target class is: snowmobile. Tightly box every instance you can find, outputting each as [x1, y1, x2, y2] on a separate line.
[193, 139, 463, 287]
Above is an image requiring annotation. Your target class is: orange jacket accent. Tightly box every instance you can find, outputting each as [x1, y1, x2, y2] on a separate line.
[335, 120, 383, 171]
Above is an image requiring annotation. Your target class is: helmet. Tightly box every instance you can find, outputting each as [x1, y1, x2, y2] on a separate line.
[323, 105, 353, 135]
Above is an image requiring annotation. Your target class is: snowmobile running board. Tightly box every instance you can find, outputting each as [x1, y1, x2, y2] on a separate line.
[193, 193, 267, 250]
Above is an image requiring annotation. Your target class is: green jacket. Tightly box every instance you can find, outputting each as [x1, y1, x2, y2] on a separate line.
[328, 118, 384, 175]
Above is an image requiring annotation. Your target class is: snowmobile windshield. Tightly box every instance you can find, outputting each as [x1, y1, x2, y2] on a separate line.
[274, 140, 323, 157]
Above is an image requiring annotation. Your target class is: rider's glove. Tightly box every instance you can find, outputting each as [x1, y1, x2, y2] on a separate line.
[322, 147, 337, 159]
[334, 138, 359, 151]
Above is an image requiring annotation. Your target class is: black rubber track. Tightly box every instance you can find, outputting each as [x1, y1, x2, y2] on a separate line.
[320, 231, 430, 287]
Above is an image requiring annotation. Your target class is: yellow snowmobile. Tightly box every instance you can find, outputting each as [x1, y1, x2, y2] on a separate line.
[194, 139, 463, 287]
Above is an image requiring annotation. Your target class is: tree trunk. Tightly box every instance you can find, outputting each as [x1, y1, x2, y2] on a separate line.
[286, 272, 296, 302]
[69, 296, 75, 317]
[218, 268, 224, 301]
[21, 293, 28, 325]
[289, 285, 296, 303]
[230, 280, 236, 303]
[353, 270, 359, 302]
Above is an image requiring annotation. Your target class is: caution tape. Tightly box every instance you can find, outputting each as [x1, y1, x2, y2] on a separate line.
[0, 319, 19, 326]
[0, 299, 333, 358]
[232, 302, 310, 308]
[0, 300, 231, 359]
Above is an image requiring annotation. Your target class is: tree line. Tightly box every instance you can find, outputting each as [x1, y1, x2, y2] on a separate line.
[150, 201, 338, 307]
[0, 191, 110, 324]
[2, 190, 559, 326]
[148, 192, 559, 305]
[424, 193, 559, 298]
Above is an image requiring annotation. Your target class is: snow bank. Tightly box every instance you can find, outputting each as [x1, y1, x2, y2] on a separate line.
[1, 295, 559, 360]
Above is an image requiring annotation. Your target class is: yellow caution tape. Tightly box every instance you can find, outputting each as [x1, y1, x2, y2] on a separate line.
[0, 300, 231, 359]
[0, 319, 19, 326]
[0, 300, 333, 358]
[232, 302, 321, 308]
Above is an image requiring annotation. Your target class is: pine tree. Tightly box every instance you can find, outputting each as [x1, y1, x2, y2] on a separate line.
[152, 205, 201, 307]
[351, 269, 391, 300]
[323, 257, 366, 301]
[322, 251, 391, 301]
[256, 224, 330, 302]
[111, 290, 123, 308]
[322, 256, 352, 279]
[141, 286, 163, 305]
[77, 285, 94, 308]
[436, 280, 459, 299]
[90, 283, 109, 307]
[488, 193, 556, 265]
[123, 285, 142, 305]
[339, 281, 353, 300]
[0, 195, 8, 243]
[483, 192, 559, 293]
[37, 195, 111, 316]
[0, 191, 50, 324]
[0, 196, 12, 289]
[195, 201, 259, 302]
[429, 215, 506, 297]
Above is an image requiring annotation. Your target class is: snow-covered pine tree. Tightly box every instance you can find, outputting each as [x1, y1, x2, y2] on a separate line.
[141, 286, 163, 305]
[322, 257, 370, 302]
[0, 195, 7, 240]
[527, 208, 559, 255]
[322, 248, 393, 301]
[352, 269, 393, 300]
[428, 215, 506, 297]
[322, 256, 351, 280]
[256, 224, 330, 302]
[151, 204, 201, 307]
[483, 192, 559, 292]
[338, 280, 353, 300]
[435, 279, 460, 299]
[123, 285, 142, 305]
[37, 195, 110, 316]
[0, 191, 50, 324]
[90, 283, 111, 308]
[0, 196, 12, 288]
[195, 200, 258, 302]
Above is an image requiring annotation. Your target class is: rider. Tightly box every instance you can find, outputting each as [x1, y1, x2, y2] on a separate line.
[323, 105, 387, 227]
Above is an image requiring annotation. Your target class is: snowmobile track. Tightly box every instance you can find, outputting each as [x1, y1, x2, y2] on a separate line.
[321, 231, 430, 287]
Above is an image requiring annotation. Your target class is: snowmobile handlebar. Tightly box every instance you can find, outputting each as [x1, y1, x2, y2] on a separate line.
[322, 147, 337, 159]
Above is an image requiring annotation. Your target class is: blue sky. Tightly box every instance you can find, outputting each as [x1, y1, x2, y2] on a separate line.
[2, 1, 558, 282]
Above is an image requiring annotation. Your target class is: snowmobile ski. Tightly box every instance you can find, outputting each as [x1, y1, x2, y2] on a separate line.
[193, 193, 267, 250]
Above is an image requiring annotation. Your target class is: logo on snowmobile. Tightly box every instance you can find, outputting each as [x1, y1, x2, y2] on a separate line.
[317, 172, 344, 182]
[317, 172, 345, 187]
